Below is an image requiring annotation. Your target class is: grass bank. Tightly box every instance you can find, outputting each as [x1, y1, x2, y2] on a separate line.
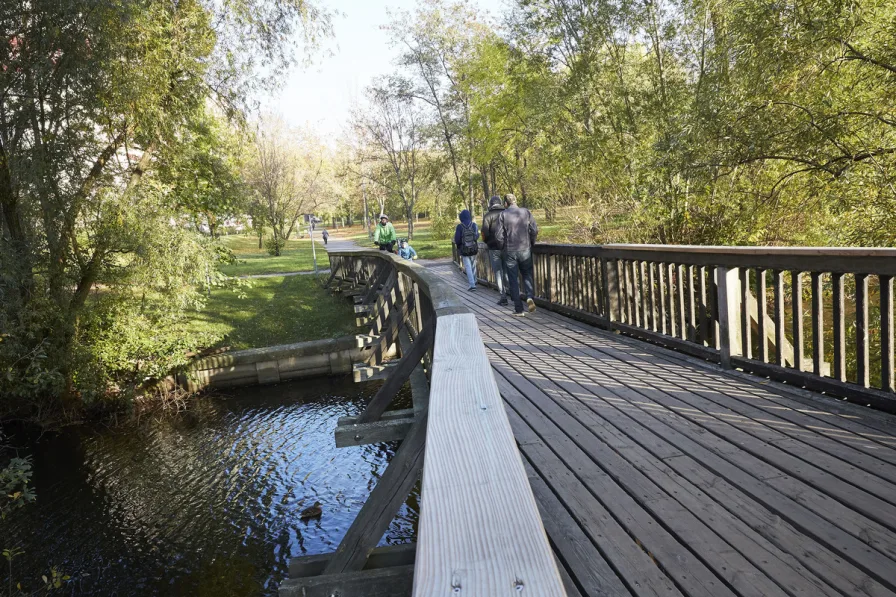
[187, 275, 355, 350]
[218, 234, 327, 277]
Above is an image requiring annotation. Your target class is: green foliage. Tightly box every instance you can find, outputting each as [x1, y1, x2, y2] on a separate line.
[0, 0, 331, 418]
[430, 214, 456, 241]
[372, 0, 896, 247]
[264, 236, 288, 256]
[1, 457, 35, 522]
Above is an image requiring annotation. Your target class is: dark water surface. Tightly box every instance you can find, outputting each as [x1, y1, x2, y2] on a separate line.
[0, 378, 417, 596]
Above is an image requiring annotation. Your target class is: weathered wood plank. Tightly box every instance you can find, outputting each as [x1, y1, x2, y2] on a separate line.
[335, 416, 414, 447]
[832, 273, 846, 382]
[521, 460, 635, 597]
[883, 275, 895, 393]
[812, 272, 825, 377]
[280, 565, 414, 597]
[357, 322, 433, 424]
[857, 273, 870, 387]
[412, 313, 565, 597]
[288, 543, 416, 579]
[740, 267, 752, 358]
[774, 270, 785, 367]
[793, 271, 804, 372]
[717, 266, 740, 368]
[757, 269, 768, 362]
[324, 413, 427, 574]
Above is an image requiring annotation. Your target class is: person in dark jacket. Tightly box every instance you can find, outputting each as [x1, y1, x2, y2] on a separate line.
[321, 229, 329, 245]
[454, 209, 479, 291]
[495, 194, 538, 316]
[481, 196, 509, 305]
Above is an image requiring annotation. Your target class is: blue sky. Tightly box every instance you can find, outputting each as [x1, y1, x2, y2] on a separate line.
[265, 0, 506, 140]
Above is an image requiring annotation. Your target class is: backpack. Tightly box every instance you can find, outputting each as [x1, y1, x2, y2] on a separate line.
[460, 223, 479, 256]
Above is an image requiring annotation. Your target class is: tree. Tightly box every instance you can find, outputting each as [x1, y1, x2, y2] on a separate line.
[350, 78, 425, 238]
[248, 117, 328, 255]
[0, 0, 331, 412]
[387, 0, 489, 214]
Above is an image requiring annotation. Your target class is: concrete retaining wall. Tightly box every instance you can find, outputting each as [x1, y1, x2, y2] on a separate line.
[178, 336, 364, 391]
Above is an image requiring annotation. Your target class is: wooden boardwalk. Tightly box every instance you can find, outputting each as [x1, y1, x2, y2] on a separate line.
[429, 260, 896, 597]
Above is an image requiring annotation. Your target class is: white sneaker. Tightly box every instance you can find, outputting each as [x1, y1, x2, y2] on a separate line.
[527, 298, 536, 313]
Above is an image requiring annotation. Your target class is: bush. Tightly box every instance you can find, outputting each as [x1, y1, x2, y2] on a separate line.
[264, 236, 286, 256]
[430, 214, 455, 240]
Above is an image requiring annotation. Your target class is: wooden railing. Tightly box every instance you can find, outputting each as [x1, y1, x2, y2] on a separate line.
[281, 250, 566, 597]
[458, 243, 896, 412]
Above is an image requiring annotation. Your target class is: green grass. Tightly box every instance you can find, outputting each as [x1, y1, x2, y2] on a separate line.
[185, 275, 355, 350]
[217, 234, 327, 277]
[344, 219, 577, 260]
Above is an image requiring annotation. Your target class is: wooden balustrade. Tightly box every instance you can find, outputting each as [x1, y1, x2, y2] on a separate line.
[458, 243, 896, 412]
[283, 249, 566, 596]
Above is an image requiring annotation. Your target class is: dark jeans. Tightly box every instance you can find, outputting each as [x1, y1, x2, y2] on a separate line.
[377, 241, 396, 252]
[504, 249, 534, 312]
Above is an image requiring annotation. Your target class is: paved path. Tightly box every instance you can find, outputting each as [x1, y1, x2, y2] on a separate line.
[425, 258, 896, 597]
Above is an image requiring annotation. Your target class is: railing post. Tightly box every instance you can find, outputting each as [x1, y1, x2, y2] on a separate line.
[717, 266, 742, 369]
[603, 257, 620, 325]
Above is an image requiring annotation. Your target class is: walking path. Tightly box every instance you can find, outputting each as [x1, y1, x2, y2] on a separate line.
[423, 258, 896, 597]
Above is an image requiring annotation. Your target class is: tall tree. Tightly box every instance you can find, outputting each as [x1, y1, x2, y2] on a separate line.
[350, 78, 425, 238]
[0, 0, 331, 409]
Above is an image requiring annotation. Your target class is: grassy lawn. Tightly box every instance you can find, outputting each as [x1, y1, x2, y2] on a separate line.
[338, 218, 576, 260]
[217, 234, 327, 277]
[186, 275, 356, 350]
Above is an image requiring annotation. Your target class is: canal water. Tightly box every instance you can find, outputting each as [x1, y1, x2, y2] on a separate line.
[0, 378, 417, 596]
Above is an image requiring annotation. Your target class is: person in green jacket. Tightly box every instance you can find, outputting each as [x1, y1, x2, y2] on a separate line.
[374, 214, 397, 252]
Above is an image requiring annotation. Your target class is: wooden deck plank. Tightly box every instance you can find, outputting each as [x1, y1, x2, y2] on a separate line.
[491, 353, 847, 597]
[428, 262, 896, 596]
[494, 372, 741, 597]
[472, 280, 896, 516]
[465, 303, 896, 578]
[504, 395, 684, 597]
[486, 339, 893, 596]
[522, 460, 635, 597]
[494, 358, 846, 597]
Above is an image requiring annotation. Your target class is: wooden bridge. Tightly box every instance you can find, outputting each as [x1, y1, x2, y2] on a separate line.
[281, 242, 896, 597]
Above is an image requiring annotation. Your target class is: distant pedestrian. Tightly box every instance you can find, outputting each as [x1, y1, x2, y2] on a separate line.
[397, 239, 417, 260]
[322, 229, 329, 245]
[495, 194, 538, 316]
[374, 214, 397, 252]
[481, 195, 509, 306]
[454, 209, 479, 291]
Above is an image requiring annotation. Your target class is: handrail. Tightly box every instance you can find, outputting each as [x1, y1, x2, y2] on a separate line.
[325, 249, 567, 596]
[459, 242, 896, 412]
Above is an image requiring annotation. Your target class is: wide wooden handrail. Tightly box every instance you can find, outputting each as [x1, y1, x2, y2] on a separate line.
[326, 249, 567, 596]
[459, 242, 896, 412]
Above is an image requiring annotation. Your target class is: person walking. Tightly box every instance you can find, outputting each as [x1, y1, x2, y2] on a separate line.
[495, 194, 538, 316]
[481, 195, 509, 306]
[454, 209, 479, 291]
[373, 214, 397, 252]
[322, 229, 329, 245]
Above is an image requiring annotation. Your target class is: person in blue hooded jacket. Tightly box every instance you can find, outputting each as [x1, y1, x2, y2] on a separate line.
[454, 209, 479, 290]
[397, 239, 417, 260]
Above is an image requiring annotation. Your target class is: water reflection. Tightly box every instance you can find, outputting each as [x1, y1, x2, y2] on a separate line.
[1, 377, 417, 596]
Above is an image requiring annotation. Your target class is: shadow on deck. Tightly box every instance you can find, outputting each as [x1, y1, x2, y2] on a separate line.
[429, 260, 896, 597]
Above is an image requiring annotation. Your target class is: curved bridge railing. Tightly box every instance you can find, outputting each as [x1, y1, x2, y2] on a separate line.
[458, 243, 896, 412]
[281, 250, 566, 596]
